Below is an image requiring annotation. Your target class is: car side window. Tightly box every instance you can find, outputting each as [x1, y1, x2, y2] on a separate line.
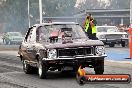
[27, 29, 33, 43]
[36, 26, 50, 42]
[25, 28, 32, 42]
[25, 27, 36, 43]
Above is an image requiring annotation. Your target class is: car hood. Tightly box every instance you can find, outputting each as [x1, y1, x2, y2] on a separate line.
[97, 32, 127, 35]
[44, 39, 104, 49]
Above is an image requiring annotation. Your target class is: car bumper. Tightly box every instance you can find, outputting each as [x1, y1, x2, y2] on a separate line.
[100, 38, 128, 44]
[42, 54, 107, 61]
[41, 55, 107, 66]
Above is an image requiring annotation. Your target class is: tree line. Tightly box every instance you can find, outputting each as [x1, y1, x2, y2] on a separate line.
[0, 0, 130, 33]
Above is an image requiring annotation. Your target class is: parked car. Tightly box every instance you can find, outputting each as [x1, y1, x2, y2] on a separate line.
[96, 26, 128, 47]
[18, 22, 107, 79]
[3, 32, 24, 45]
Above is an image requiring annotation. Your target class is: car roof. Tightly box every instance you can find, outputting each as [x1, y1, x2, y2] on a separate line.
[96, 26, 117, 28]
[7, 32, 21, 34]
[32, 22, 79, 27]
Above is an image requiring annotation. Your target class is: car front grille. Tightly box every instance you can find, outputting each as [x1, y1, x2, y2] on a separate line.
[105, 34, 122, 39]
[58, 47, 93, 57]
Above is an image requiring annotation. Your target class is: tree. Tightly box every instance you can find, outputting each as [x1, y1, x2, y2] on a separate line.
[75, 0, 130, 11]
[108, 0, 130, 9]
[75, 0, 105, 11]
[0, 0, 28, 33]
[0, 0, 77, 33]
[42, 0, 76, 16]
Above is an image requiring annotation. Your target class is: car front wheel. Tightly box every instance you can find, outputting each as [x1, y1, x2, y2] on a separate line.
[94, 59, 104, 74]
[8, 41, 11, 45]
[38, 59, 47, 79]
[23, 60, 32, 74]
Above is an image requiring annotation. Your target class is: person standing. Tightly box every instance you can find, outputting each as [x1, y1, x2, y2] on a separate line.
[84, 14, 97, 40]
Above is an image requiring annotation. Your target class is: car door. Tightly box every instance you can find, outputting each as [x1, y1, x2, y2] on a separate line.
[21, 27, 37, 62]
[21, 28, 32, 61]
[26, 27, 37, 62]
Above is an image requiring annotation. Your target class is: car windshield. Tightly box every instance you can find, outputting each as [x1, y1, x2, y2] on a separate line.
[8, 32, 22, 36]
[37, 24, 88, 42]
[97, 26, 118, 32]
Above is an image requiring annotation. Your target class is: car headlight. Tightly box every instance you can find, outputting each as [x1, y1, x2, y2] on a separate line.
[95, 46, 105, 56]
[122, 34, 128, 38]
[47, 49, 57, 59]
[99, 35, 105, 39]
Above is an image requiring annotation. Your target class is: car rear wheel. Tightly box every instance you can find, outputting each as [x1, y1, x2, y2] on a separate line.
[5, 40, 9, 45]
[23, 60, 32, 74]
[121, 41, 125, 47]
[5, 40, 12, 45]
[94, 59, 104, 74]
[38, 59, 47, 79]
[109, 43, 115, 47]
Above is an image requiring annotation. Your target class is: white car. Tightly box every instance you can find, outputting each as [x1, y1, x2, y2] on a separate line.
[3, 32, 24, 45]
[96, 26, 128, 47]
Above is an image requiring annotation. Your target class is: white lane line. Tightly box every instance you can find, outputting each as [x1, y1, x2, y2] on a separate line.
[106, 60, 132, 64]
